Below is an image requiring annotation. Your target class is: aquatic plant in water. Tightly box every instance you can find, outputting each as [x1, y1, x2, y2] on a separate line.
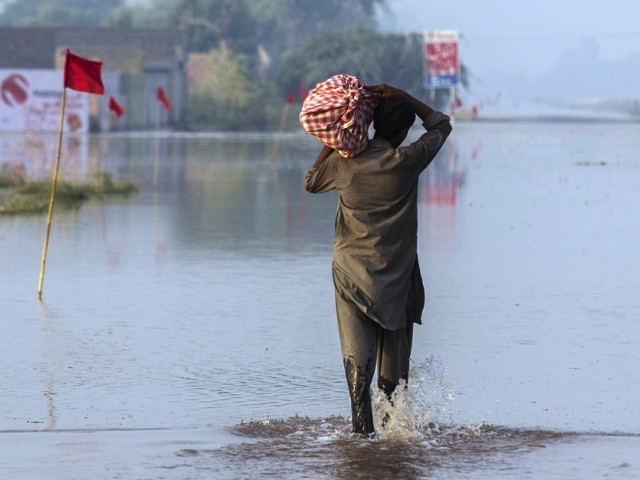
[0, 194, 48, 214]
[0, 174, 137, 215]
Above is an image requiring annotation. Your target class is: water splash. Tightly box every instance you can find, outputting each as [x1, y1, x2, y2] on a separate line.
[372, 355, 456, 439]
[216, 359, 577, 480]
[206, 412, 571, 480]
[232, 356, 459, 442]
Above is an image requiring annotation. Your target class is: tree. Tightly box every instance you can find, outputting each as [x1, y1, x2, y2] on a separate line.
[278, 27, 425, 99]
[0, 0, 123, 26]
[0, 0, 468, 126]
[106, 0, 176, 28]
[248, 0, 386, 76]
[249, 0, 379, 48]
[167, 0, 258, 55]
[189, 48, 277, 130]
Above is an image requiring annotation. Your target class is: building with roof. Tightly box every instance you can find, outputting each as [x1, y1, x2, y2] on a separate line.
[0, 27, 187, 131]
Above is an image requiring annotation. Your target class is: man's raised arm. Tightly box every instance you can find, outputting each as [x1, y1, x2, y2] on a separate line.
[364, 84, 436, 122]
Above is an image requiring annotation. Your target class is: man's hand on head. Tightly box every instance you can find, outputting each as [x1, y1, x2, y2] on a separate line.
[364, 83, 434, 122]
[312, 144, 335, 169]
[364, 83, 405, 98]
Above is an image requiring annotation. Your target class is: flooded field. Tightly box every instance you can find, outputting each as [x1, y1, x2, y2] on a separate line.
[1, 121, 639, 479]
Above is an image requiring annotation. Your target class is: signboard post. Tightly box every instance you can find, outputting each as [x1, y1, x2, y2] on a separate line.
[0, 69, 89, 179]
[423, 30, 460, 110]
[1, 69, 89, 133]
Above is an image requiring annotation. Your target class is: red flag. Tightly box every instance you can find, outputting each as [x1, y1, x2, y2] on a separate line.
[299, 83, 307, 103]
[108, 96, 125, 117]
[63, 49, 104, 95]
[156, 87, 171, 111]
[286, 91, 295, 106]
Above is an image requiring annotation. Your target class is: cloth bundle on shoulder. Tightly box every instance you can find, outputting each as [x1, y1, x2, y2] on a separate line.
[299, 74, 379, 158]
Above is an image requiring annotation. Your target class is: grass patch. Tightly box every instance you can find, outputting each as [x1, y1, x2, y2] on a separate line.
[0, 194, 48, 214]
[87, 172, 138, 195]
[17, 179, 90, 202]
[0, 173, 138, 215]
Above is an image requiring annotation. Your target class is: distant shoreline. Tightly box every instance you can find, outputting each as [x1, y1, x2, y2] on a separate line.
[458, 115, 640, 124]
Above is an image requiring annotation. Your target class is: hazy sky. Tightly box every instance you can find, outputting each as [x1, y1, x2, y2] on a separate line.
[380, 0, 640, 102]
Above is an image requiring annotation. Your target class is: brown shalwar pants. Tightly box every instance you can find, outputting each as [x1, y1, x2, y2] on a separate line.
[334, 290, 414, 436]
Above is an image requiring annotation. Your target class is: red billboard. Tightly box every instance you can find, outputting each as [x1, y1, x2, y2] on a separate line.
[424, 30, 460, 88]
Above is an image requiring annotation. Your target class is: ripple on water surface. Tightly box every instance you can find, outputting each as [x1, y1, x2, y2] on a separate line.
[175, 415, 572, 480]
[171, 359, 571, 479]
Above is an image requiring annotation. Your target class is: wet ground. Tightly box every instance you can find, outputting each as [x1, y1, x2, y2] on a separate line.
[1, 121, 639, 478]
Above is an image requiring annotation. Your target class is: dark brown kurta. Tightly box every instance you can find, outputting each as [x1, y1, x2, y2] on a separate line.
[305, 111, 452, 330]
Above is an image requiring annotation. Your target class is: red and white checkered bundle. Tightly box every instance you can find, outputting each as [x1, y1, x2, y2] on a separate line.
[299, 74, 379, 158]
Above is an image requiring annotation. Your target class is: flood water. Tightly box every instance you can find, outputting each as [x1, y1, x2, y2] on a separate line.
[1, 121, 640, 479]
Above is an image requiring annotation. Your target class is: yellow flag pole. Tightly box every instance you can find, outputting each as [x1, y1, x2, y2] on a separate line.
[37, 87, 67, 300]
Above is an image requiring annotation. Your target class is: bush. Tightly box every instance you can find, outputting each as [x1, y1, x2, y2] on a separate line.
[0, 195, 48, 214]
[188, 49, 282, 130]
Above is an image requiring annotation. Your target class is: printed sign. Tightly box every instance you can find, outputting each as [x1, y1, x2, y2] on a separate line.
[0, 69, 89, 133]
[0, 133, 88, 180]
[423, 30, 460, 88]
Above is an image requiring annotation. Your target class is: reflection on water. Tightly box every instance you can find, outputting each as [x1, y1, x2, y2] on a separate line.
[199, 417, 569, 480]
[2, 122, 640, 478]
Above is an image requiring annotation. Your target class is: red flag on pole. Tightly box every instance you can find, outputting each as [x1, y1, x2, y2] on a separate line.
[156, 87, 171, 111]
[63, 49, 104, 95]
[108, 96, 125, 117]
[299, 83, 307, 103]
[286, 91, 295, 106]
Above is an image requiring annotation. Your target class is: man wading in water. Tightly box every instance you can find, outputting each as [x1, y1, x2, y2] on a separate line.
[304, 83, 452, 437]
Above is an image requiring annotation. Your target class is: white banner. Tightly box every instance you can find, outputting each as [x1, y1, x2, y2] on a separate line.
[0, 133, 89, 180]
[0, 69, 89, 133]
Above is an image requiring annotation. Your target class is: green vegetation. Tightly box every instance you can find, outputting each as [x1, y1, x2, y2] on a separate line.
[18, 179, 90, 202]
[0, 173, 137, 215]
[0, 0, 468, 129]
[188, 49, 279, 131]
[0, 0, 123, 27]
[0, 163, 26, 188]
[278, 28, 426, 99]
[0, 176, 13, 189]
[0, 194, 48, 214]
[86, 172, 138, 195]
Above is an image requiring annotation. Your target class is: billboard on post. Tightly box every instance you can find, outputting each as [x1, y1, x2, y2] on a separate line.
[0, 69, 89, 133]
[0, 69, 89, 179]
[423, 30, 460, 88]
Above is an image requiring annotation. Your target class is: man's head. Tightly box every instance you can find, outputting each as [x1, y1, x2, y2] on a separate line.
[373, 97, 415, 147]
